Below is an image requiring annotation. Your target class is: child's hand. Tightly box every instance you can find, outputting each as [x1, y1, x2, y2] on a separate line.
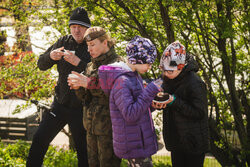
[152, 94, 175, 109]
[153, 78, 163, 90]
[152, 101, 167, 109]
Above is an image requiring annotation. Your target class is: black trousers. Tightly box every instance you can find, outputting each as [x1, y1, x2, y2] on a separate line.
[26, 100, 88, 167]
[171, 150, 205, 167]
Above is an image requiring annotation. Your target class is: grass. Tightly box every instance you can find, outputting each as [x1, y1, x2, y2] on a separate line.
[0, 140, 222, 167]
[204, 156, 222, 167]
[152, 155, 221, 167]
[121, 155, 221, 167]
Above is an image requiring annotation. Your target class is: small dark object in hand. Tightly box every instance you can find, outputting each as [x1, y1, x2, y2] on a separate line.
[153, 92, 169, 103]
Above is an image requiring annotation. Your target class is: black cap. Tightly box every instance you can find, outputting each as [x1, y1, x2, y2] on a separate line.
[69, 7, 91, 28]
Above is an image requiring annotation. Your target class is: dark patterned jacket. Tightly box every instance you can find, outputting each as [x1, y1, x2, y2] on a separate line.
[76, 47, 123, 135]
[37, 35, 90, 109]
[162, 60, 210, 154]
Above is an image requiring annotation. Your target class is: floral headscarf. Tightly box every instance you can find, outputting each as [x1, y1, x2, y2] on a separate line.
[160, 41, 186, 70]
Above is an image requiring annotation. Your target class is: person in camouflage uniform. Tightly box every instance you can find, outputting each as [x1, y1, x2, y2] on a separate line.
[68, 26, 123, 167]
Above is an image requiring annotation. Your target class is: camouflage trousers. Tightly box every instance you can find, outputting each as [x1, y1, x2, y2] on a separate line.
[87, 132, 121, 167]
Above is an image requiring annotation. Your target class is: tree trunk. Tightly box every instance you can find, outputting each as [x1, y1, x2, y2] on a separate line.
[14, 24, 32, 52]
[209, 118, 242, 166]
[61, 128, 75, 150]
[158, 0, 175, 44]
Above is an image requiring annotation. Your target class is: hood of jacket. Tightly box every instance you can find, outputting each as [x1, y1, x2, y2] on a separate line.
[98, 61, 135, 96]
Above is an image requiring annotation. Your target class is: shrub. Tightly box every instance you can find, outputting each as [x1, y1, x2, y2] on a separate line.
[0, 140, 77, 167]
[0, 51, 56, 100]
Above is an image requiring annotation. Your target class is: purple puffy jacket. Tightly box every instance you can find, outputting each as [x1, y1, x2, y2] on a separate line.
[98, 62, 159, 159]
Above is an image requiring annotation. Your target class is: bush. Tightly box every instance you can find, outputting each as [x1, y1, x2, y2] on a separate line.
[0, 140, 30, 167]
[0, 51, 56, 100]
[0, 140, 221, 167]
[0, 140, 77, 167]
[43, 146, 77, 167]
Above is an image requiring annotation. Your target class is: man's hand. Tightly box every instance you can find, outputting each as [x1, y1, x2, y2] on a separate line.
[50, 47, 80, 66]
[50, 47, 65, 60]
[63, 50, 81, 66]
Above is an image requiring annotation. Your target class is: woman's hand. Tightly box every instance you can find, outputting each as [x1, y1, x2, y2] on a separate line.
[152, 95, 174, 109]
[68, 71, 90, 89]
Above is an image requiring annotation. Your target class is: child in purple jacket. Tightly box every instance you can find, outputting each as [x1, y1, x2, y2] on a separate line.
[98, 36, 162, 167]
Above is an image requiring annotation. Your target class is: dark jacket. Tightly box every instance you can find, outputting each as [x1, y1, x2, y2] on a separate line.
[98, 62, 159, 159]
[37, 35, 90, 109]
[162, 60, 209, 154]
[76, 47, 123, 135]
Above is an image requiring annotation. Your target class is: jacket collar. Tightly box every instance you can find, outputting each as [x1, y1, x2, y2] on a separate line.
[91, 47, 118, 68]
[69, 34, 87, 47]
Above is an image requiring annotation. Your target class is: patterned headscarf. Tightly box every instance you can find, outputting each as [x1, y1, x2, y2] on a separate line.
[160, 41, 186, 70]
[126, 36, 157, 64]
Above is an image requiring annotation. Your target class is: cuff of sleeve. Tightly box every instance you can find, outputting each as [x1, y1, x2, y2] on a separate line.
[87, 77, 97, 89]
[167, 94, 176, 106]
[75, 87, 86, 100]
[77, 60, 83, 68]
[152, 82, 163, 91]
[77, 60, 88, 71]
[46, 53, 57, 63]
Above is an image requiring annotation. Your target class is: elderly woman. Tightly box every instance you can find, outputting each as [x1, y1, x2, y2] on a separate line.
[68, 26, 123, 167]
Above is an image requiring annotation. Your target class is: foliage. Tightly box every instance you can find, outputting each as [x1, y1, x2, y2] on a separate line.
[0, 51, 56, 104]
[0, 140, 77, 167]
[0, 140, 221, 167]
[152, 155, 172, 167]
[152, 110, 163, 139]
[0, 0, 249, 166]
[82, 1, 249, 166]
[43, 146, 78, 167]
[0, 30, 9, 56]
[0, 0, 39, 51]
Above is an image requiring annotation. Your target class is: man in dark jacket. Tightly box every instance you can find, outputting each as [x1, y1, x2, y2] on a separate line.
[153, 41, 209, 167]
[26, 7, 91, 167]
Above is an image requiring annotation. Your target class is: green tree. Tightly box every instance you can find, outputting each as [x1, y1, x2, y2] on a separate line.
[0, 0, 249, 166]
[0, 0, 86, 149]
[0, 30, 8, 55]
[0, 0, 38, 52]
[0, 51, 56, 103]
[83, 0, 249, 166]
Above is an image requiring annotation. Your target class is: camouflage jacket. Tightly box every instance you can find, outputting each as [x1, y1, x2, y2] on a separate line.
[76, 47, 123, 135]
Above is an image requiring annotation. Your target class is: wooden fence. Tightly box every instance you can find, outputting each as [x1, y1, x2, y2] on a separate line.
[0, 114, 38, 141]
